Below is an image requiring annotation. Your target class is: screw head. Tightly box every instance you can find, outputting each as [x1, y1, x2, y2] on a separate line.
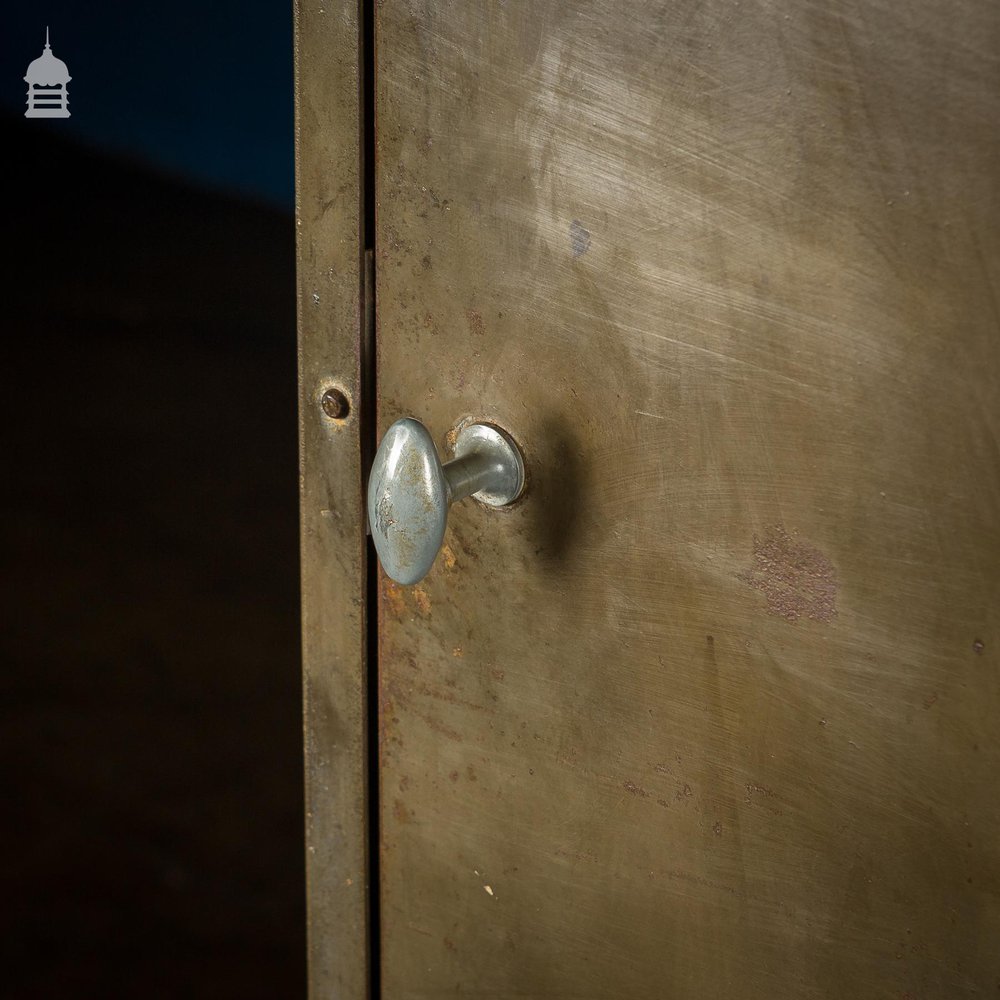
[321, 387, 350, 420]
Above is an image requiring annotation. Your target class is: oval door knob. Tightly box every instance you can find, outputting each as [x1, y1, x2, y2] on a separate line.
[367, 418, 525, 585]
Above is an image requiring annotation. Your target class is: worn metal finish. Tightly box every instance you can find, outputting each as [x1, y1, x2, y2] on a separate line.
[452, 423, 525, 509]
[369, 418, 525, 585]
[295, 1, 369, 996]
[375, 0, 1000, 996]
[370, 418, 450, 585]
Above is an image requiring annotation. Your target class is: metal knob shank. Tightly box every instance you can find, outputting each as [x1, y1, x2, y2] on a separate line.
[367, 418, 525, 585]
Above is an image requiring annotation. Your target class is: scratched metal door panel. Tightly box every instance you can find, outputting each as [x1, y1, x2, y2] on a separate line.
[375, 1, 1000, 995]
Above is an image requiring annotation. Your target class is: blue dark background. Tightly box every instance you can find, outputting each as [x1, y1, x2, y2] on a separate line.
[2, 4, 304, 996]
[2, 2, 293, 207]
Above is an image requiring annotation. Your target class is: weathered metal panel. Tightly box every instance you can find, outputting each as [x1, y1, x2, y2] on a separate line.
[375, 1, 1000, 996]
[295, 1, 369, 995]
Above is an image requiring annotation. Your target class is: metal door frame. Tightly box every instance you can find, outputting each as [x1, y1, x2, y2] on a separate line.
[295, 2, 376, 995]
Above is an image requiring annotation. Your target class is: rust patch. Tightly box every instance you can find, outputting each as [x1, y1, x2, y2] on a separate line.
[383, 579, 407, 618]
[740, 525, 838, 623]
[393, 799, 414, 824]
[420, 714, 464, 742]
[412, 585, 431, 616]
[922, 692, 938, 710]
[415, 680, 490, 713]
[465, 309, 485, 337]
[440, 543, 458, 570]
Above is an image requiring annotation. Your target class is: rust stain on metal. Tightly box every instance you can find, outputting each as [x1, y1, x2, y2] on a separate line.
[414, 680, 491, 714]
[412, 585, 432, 616]
[393, 799, 415, 824]
[740, 525, 838, 623]
[383, 578, 407, 618]
[465, 309, 485, 337]
[419, 714, 464, 742]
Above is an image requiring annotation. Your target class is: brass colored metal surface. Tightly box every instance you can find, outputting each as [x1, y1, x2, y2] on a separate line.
[375, 1, 1000, 996]
[295, 1, 369, 996]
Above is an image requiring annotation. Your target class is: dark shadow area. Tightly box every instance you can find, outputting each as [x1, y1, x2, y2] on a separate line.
[1, 111, 305, 997]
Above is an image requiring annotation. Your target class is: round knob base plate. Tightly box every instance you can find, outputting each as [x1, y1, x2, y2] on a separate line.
[454, 423, 525, 507]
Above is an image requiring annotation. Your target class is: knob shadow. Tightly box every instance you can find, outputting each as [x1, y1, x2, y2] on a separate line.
[525, 414, 588, 568]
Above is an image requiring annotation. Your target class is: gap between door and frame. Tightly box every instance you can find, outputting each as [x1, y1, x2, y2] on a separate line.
[359, 0, 380, 995]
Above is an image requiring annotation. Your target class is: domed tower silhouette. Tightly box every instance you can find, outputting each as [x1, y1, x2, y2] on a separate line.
[25, 28, 71, 118]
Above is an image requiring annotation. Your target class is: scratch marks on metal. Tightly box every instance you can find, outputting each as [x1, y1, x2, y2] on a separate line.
[569, 219, 591, 257]
[740, 524, 838, 623]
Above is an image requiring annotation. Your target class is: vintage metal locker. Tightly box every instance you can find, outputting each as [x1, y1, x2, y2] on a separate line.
[296, 1, 1000, 996]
